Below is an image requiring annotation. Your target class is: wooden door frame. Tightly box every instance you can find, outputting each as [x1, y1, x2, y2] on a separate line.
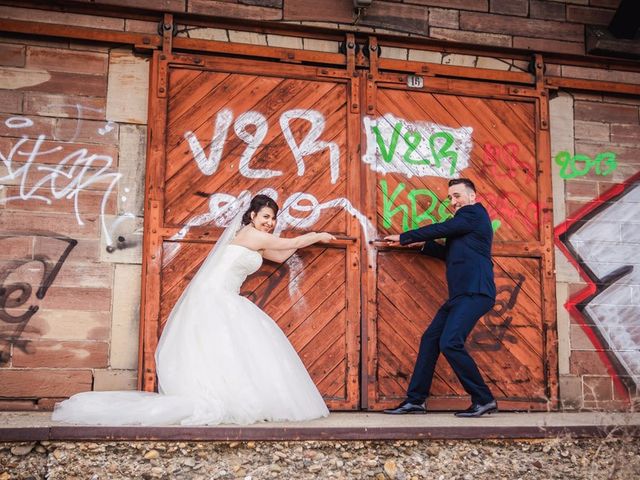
[139, 31, 558, 410]
[138, 47, 364, 410]
[360, 44, 558, 410]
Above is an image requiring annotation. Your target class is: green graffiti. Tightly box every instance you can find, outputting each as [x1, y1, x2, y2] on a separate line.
[381, 179, 501, 233]
[380, 178, 409, 231]
[372, 123, 402, 163]
[555, 151, 617, 179]
[429, 131, 457, 174]
[402, 131, 425, 165]
[372, 125, 459, 170]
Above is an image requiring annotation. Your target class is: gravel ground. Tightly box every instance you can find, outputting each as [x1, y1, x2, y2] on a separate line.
[1, 437, 639, 479]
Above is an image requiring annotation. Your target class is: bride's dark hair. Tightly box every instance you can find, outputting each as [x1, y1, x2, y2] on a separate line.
[242, 194, 279, 226]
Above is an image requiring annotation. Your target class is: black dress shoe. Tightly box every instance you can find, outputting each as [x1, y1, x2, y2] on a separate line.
[454, 400, 497, 417]
[383, 401, 426, 414]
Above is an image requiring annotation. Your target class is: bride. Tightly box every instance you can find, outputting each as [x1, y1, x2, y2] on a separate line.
[52, 193, 333, 425]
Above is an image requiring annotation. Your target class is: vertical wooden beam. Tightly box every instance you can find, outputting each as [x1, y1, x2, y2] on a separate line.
[535, 53, 559, 409]
[345, 72, 362, 410]
[138, 50, 169, 392]
[361, 69, 379, 409]
[161, 13, 174, 57]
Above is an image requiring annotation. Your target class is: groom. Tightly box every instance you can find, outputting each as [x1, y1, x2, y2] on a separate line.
[383, 178, 497, 417]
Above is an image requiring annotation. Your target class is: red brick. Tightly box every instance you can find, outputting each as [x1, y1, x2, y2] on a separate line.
[0, 137, 118, 165]
[574, 120, 610, 142]
[283, 0, 352, 22]
[54, 118, 119, 145]
[0, 399, 37, 410]
[430, 27, 512, 46]
[188, 0, 282, 20]
[0, 211, 100, 239]
[0, 43, 25, 67]
[12, 341, 109, 368]
[566, 179, 599, 199]
[361, 2, 429, 34]
[241, 0, 282, 6]
[428, 8, 460, 28]
[570, 351, 610, 375]
[0, 90, 22, 114]
[597, 180, 619, 196]
[583, 375, 613, 402]
[567, 5, 616, 26]
[0, 235, 33, 260]
[0, 113, 56, 139]
[23, 310, 111, 341]
[76, 0, 185, 11]
[41, 261, 114, 289]
[603, 95, 640, 106]
[1, 68, 107, 97]
[39, 286, 112, 311]
[36, 397, 67, 410]
[26, 47, 108, 76]
[562, 65, 640, 85]
[2, 186, 117, 218]
[610, 124, 640, 145]
[460, 11, 584, 42]
[575, 101, 638, 124]
[0, 368, 92, 397]
[571, 91, 603, 101]
[575, 142, 640, 165]
[589, 0, 620, 7]
[570, 324, 598, 350]
[613, 376, 638, 401]
[0, 6, 125, 30]
[582, 399, 632, 411]
[408, 0, 488, 12]
[56, 237, 100, 262]
[530, 0, 566, 20]
[566, 199, 590, 219]
[124, 19, 161, 34]
[490, 0, 528, 16]
[513, 36, 584, 55]
[23, 93, 106, 120]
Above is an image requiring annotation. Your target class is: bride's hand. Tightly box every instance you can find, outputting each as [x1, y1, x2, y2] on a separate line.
[316, 232, 336, 243]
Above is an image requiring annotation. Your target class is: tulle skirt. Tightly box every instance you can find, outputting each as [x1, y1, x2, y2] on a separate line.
[52, 287, 329, 425]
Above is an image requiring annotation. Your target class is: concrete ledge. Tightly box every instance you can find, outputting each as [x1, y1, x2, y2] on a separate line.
[1, 412, 639, 441]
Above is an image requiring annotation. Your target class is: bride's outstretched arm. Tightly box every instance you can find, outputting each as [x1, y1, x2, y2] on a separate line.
[262, 247, 297, 263]
[242, 229, 335, 255]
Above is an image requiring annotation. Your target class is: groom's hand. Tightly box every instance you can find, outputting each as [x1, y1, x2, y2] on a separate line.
[384, 234, 401, 247]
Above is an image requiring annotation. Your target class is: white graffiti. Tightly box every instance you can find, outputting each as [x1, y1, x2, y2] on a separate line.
[5, 117, 33, 129]
[183, 109, 339, 184]
[362, 113, 473, 178]
[171, 188, 375, 244]
[567, 182, 640, 387]
[280, 109, 339, 184]
[99, 121, 117, 136]
[184, 108, 233, 176]
[0, 111, 128, 247]
[235, 111, 280, 179]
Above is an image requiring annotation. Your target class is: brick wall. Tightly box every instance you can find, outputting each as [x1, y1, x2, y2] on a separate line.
[0, 1, 638, 411]
[10, 0, 623, 56]
[0, 33, 148, 409]
[550, 91, 640, 410]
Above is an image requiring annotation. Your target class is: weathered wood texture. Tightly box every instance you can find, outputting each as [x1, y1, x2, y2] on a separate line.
[366, 85, 554, 410]
[141, 60, 361, 408]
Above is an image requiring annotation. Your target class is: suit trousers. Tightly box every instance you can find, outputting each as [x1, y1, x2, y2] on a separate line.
[406, 293, 495, 406]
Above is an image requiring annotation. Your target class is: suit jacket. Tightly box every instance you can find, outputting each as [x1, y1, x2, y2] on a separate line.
[399, 202, 496, 301]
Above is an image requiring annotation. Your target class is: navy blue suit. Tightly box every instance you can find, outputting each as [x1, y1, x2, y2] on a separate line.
[399, 202, 496, 406]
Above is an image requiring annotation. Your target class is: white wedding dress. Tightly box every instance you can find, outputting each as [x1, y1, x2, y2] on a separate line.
[52, 243, 329, 425]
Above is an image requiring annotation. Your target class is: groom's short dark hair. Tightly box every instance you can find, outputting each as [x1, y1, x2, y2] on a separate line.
[448, 178, 476, 193]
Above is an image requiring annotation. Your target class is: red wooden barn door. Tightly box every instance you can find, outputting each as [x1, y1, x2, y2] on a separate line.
[362, 77, 557, 411]
[141, 52, 361, 409]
